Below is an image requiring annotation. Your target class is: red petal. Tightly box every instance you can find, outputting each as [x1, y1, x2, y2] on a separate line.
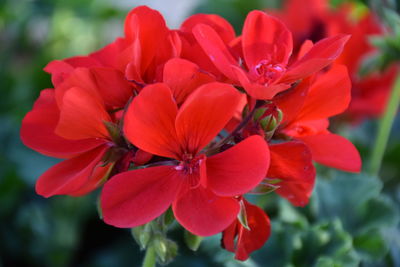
[36, 145, 110, 197]
[90, 67, 133, 108]
[268, 142, 315, 206]
[163, 58, 214, 105]
[89, 37, 130, 70]
[175, 82, 242, 155]
[101, 166, 182, 228]
[173, 186, 239, 236]
[181, 13, 236, 44]
[297, 64, 351, 121]
[232, 65, 290, 100]
[123, 83, 181, 159]
[233, 200, 271, 261]
[55, 68, 99, 107]
[55, 87, 111, 140]
[274, 78, 310, 125]
[297, 133, 361, 172]
[193, 24, 238, 80]
[282, 34, 350, 83]
[242, 10, 293, 68]
[20, 89, 104, 158]
[207, 135, 270, 196]
[124, 6, 169, 74]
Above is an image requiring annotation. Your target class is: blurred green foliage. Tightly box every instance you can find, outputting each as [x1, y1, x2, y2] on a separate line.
[1, 0, 399, 266]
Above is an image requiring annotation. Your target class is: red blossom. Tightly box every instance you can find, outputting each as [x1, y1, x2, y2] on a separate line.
[101, 83, 270, 236]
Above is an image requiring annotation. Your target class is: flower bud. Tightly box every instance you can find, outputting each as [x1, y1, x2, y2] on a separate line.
[184, 230, 203, 251]
[153, 235, 178, 264]
[131, 223, 152, 250]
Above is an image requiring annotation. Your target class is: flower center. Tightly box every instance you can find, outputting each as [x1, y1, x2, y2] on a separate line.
[175, 154, 204, 188]
[252, 60, 285, 86]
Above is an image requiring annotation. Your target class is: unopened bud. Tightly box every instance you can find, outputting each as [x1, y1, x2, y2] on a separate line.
[238, 199, 250, 230]
[131, 223, 152, 250]
[184, 230, 203, 251]
[153, 236, 178, 264]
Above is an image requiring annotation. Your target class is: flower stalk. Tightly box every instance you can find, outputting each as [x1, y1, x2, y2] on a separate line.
[369, 72, 400, 176]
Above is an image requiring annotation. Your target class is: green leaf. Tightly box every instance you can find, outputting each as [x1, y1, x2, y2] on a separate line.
[354, 229, 388, 261]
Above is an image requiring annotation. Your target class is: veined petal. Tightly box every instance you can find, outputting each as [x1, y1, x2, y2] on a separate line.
[268, 142, 315, 206]
[297, 133, 361, 172]
[101, 166, 182, 228]
[242, 10, 293, 68]
[163, 58, 215, 105]
[123, 83, 181, 159]
[55, 87, 111, 140]
[20, 89, 105, 158]
[193, 24, 239, 80]
[175, 82, 242, 155]
[282, 34, 350, 83]
[173, 186, 239, 236]
[207, 135, 270, 197]
[36, 145, 110, 197]
[297, 64, 351, 121]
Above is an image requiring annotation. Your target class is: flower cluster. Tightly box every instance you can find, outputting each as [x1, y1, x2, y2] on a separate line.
[21, 6, 361, 260]
[275, 0, 398, 122]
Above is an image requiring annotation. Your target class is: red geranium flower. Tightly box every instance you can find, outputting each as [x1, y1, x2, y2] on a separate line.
[275, 64, 361, 172]
[192, 10, 349, 99]
[100, 82, 270, 236]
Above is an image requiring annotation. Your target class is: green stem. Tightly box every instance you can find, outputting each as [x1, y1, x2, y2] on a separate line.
[142, 246, 156, 267]
[369, 73, 400, 176]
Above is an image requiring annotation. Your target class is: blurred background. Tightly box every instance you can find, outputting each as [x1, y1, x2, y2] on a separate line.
[1, 0, 399, 266]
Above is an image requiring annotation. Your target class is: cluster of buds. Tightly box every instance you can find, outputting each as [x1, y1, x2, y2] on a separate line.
[21, 5, 361, 261]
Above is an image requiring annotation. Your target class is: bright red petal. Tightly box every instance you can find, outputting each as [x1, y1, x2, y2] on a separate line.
[268, 142, 316, 206]
[175, 82, 242, 155]
[123, 83, 181, 159]
[207, 135, 270, 196]
[242, 10, 293, 68]
[55, 87, 111, 140]
[232, 65, 290, 100]
[124, 6, 169, 74]
[274, 78, 310, 125]
[297, 133, 361, 172]
[20, 89, 105, 158]
[55, 68, 99, 107]
[297, 64, 351, 121]
[233, 200, 271, 261]
[101, 166, 182, 228]
[90, 67, 133, 108]
[193, 24, 238, 80]
[282, 34, 350, 83]
[163, 58, 214, 105]
[36, 145, 110, 197]
[181, 13, 236, 44]
[173, 186, 239, 236]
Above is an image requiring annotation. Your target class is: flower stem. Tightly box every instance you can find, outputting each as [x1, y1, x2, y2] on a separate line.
[142, 246, 156, 267]
[369, 73, 400, 176]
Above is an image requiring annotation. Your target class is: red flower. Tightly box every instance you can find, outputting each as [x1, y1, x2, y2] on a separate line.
[20, 68, 134, 197]
[100, 83, 270, 236]
[275, 64, 361, 172]
[45, 6, 180, 89]
[222, 198, 271, 261]
[276, 0, 398, 120]
[193, 10, 349, 99]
